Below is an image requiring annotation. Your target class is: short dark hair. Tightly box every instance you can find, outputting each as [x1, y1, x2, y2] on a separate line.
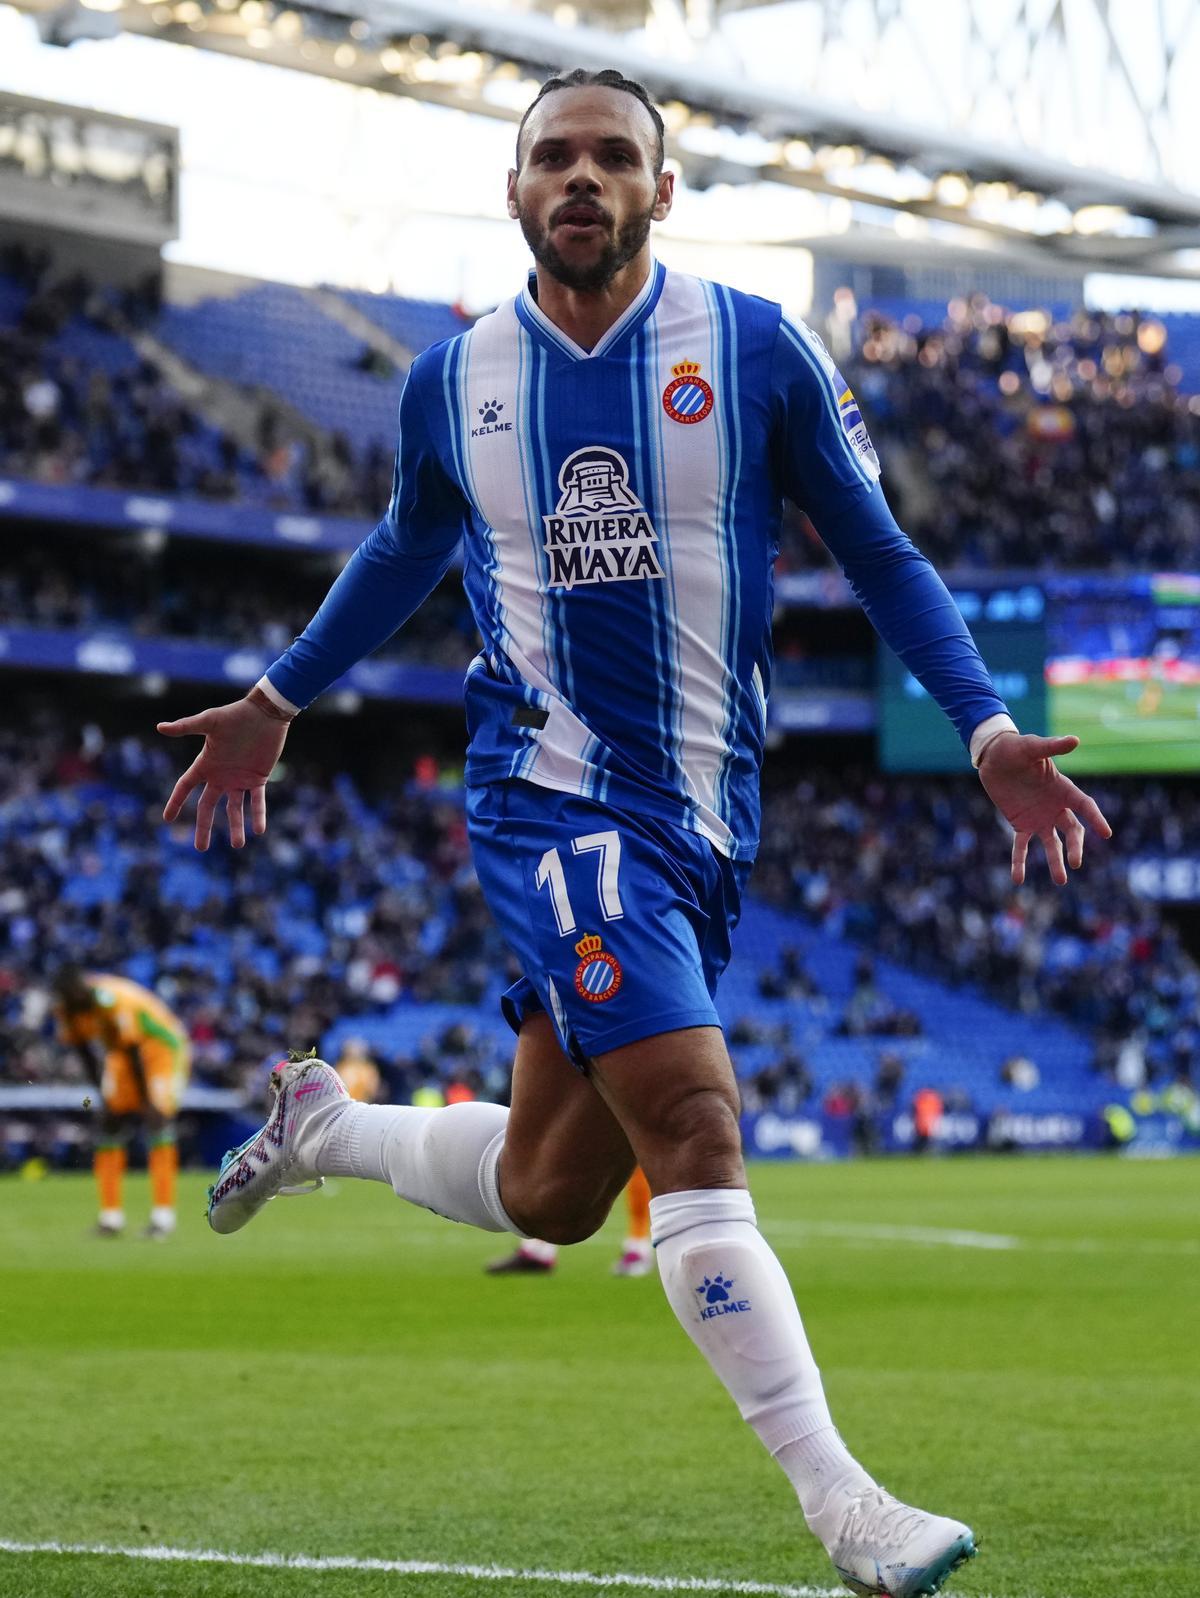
[515, 68, 666, 177]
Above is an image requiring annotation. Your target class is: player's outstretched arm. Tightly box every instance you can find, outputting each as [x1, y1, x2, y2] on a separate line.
[976, 730, 1112, 887]
[158, 687, 292, 852]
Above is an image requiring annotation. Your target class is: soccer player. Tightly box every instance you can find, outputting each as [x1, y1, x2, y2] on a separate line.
[159, 69, 1112, 1597]
[487, 1166, 653, 1274]
[52, 966, 190, 1238]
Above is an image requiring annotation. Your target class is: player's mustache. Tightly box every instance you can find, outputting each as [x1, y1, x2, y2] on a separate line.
[550, 200, 612, 228]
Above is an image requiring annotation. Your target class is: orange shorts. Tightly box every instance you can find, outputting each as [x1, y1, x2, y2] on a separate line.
[102, 1038, 191, 1118]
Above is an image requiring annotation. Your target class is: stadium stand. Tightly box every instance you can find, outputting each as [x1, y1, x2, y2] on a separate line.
[4, 249, 1199, 1166]
[2, 716, 1194, 1141]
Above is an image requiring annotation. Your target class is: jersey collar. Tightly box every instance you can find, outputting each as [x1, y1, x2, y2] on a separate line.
[515, 258, 666, 361]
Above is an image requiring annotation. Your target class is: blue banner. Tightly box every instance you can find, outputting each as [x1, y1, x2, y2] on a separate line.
[0, 621, 464, 704]
[0, 474, 372, 552]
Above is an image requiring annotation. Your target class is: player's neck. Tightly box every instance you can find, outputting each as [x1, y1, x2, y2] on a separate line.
[531, 253, 652, 352]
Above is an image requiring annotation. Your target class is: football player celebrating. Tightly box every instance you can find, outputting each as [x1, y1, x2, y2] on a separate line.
[53, 966, 191, 1238]
[160, 69, 1110, 1598]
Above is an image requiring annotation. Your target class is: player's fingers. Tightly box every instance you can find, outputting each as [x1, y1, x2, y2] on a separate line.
[162, 757, 204, 823]
[250, 784, 268, 836]
[1068, 786, 1113, 839]
[1023, 734, 1079, 760]
[1062, 808, 1084, 871]
[227, 790, 246, 850]
[157, 711, 214, 738]
[1011, 831, 1030, 886]
[194, 784, 220, 853]
[1041, 826, 1067, 887]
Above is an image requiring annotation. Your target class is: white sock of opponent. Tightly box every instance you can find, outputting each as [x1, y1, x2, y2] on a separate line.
[651, 1188, 873, 1537]
[305, 1101, 519, 1234]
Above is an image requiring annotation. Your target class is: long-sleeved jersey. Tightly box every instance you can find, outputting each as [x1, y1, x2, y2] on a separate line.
[266, 261, 1008, 859]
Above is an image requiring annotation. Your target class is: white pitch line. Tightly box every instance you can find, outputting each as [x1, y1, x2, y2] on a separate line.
[763, 1220, 1018, 1250]
[761, 1220, 1200, 1257]
[0, 1540, 842, 1596]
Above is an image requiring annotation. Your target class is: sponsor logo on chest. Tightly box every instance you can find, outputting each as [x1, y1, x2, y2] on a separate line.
[542, 445, 665, 591]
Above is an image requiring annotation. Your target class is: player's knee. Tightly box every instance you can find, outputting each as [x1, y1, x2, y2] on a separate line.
[638, 1085, 743, 1189]
[503, 1172, 619, 1245]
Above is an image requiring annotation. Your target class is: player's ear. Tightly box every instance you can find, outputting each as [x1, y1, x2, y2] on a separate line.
[506, 167, 520, 220]
[652, 167, 674, 223]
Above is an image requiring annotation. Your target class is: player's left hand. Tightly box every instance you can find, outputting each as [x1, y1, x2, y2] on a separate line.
[977, 732, 1112, 887]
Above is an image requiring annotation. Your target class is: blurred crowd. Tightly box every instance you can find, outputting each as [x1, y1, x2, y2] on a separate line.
[817, 297, 1200, 573]
[0, 244, 395, 516]
[0, 718, 518, 1100]
[6, 249, 1200, 576]
[3, 716, 1196, 1115]
[756, 769, 1200, 1087]
[0, 538, 477, 670]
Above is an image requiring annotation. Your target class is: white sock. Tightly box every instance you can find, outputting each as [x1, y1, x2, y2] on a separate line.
[98, 1207, 124, 1230]
[651, 1189, 872, 1528]
[149, 1206, 176, 1232]
[310, 1101, 519, 1234]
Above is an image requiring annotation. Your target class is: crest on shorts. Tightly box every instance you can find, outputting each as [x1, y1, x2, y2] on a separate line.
[573, 933, 622, 1003]
[662, 360, 714, 425]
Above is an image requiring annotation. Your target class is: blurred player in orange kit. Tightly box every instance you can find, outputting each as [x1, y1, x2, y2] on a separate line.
[334, 1039, 384, 1104]
[487, 1166, 653, 1275]
[53, 966, 191, 1238]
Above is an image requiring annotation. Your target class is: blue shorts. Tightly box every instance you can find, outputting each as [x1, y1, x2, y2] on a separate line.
[467, 780, 749, 1069]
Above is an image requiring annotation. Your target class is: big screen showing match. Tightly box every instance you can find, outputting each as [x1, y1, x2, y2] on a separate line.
[878, 576, 1200, 773]
[1045, 573, 1200, 774]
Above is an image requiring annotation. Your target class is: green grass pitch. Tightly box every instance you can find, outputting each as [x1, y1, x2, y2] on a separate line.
[1, 1156, 1196, 1598]
[1051, 678, 1200, 773]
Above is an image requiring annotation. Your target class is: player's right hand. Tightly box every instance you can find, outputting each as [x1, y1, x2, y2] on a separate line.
[158, 693, 292, 851]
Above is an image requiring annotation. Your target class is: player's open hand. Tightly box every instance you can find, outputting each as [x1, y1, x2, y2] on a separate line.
[158, 693, 291, 851]
[977, 732, 1112, 886]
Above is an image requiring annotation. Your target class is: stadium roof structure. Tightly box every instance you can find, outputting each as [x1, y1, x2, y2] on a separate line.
[19, 0, 1200, 279]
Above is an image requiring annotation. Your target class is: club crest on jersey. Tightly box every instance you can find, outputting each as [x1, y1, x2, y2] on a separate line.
[662, 360, 714, 425]
[543, 447, 666, 590]
[573, 933, 622, 1003]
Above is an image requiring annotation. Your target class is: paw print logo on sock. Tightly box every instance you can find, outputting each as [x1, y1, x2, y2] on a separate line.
[479, 399, 503, 424]
[697, 1273, 734, 1304]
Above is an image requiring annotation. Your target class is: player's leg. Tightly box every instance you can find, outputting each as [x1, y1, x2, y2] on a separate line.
[93, 1118, 128, 1236]
[590, 1026, 975, 1598]
[142, 1041, 187, 1238]
[209, 1013, 634, 1241]
[611, 1166, 653, 1275]
[94, 1052, 140, 1234]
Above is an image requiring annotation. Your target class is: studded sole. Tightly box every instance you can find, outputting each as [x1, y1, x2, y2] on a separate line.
[910, 1535, 978, 1597]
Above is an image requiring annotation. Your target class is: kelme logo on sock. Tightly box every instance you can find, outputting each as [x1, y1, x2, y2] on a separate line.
[696, 1273, 751, 1319]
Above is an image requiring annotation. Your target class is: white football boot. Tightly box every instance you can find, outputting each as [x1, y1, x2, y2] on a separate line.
[207, 1057, 349, 1235]
[816, 1483, 976, 1598]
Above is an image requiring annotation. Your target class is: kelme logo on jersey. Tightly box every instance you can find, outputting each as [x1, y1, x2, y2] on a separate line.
[573, 933, 622, 1003]
[543, 447, 666, 590]
[662, 360, 714, 425]
[471, 399, 512, 438]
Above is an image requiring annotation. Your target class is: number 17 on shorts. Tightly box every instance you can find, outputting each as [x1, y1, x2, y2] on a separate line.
[468, 782, 740, 1065]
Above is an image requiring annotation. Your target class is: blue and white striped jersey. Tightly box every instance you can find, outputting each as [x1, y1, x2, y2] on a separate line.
[268, 261, 1007, 860]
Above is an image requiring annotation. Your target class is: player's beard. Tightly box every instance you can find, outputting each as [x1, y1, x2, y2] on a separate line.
[517, 197, 657, 293]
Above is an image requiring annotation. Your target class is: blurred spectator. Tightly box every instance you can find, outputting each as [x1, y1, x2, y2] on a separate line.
[912, 1086, 944, 1153]
[999, 1053, 1040, 1092]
